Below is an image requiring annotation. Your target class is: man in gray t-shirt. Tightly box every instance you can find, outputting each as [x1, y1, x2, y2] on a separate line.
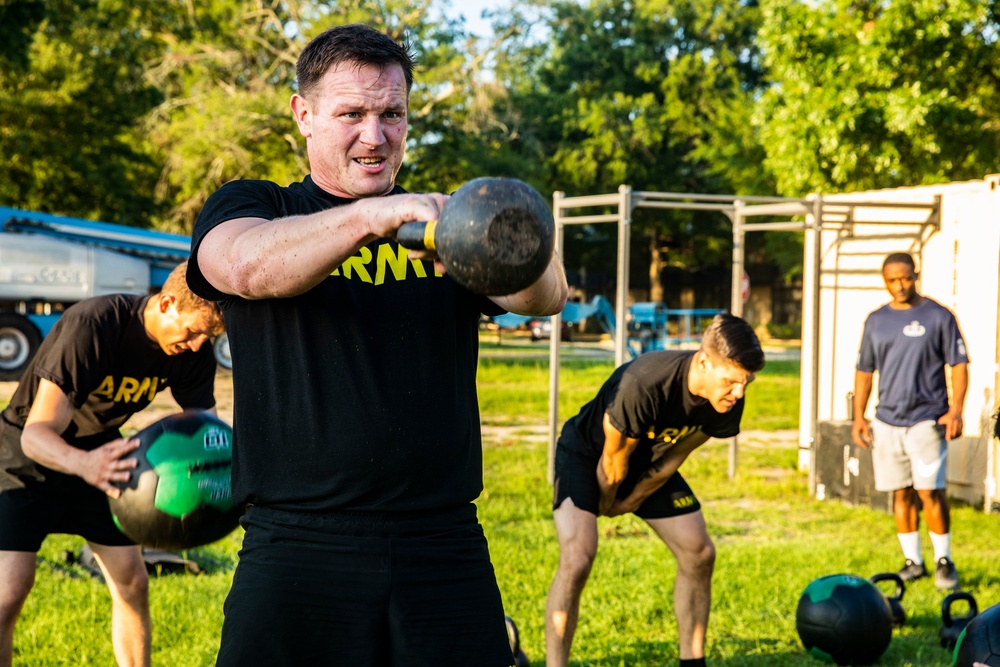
[852, 252, 969, 591]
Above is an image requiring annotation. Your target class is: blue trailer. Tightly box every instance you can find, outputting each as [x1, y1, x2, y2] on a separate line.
[0, 207, 230, 380]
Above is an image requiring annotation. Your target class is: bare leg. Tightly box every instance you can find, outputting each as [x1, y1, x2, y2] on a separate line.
[0, 551, 36, 667]
[545, 499, 598, 667]
[917, 488, 949, 535]
[644, 511, 716, 661]
[893, 487, 919, 534]
[88, 543, 150, 667]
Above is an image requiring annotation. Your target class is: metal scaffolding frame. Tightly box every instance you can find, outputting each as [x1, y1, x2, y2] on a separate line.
[546, 187, 941, 486]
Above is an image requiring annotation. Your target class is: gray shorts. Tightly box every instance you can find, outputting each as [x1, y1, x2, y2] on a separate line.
[870, 418, 947, 492]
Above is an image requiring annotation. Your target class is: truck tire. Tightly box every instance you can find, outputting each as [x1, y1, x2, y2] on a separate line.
[0, 314, 42, 381]
[213, 333, 232, 370]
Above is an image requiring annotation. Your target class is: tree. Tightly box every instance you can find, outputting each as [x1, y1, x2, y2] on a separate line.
[757, 0, 1000, 196]
[0, 0, 165, 224]
[487, 0, 769, 301]
[141, 0, 305, 232]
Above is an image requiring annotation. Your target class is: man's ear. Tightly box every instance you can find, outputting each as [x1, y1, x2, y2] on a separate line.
[290, 93, 312, 139]
[157, 293, 176, 314]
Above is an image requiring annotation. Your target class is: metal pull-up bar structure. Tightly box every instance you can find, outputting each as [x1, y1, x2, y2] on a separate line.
[547, 187, 941, 487]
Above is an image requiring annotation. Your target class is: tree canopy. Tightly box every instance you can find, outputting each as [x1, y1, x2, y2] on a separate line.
[2, 0, 998, 290]
[757, 0, 1000, 196]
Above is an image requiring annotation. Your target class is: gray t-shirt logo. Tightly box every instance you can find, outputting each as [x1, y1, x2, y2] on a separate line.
[903, 321, 925, 337]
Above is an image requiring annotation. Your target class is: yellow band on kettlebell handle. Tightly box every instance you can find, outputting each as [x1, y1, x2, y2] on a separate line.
[423, 220, 437, 252]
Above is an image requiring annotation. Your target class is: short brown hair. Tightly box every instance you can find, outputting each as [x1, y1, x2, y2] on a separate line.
[161, 261, 225, 337]
[296, 24, 415, 100]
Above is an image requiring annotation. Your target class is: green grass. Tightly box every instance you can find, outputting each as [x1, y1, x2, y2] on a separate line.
[477, 354, 802, 431]
[742, 360, 800, 431]
[478, 356, 617, 426]
[12, 357, 994, 666]
[484, 432, 998, 667]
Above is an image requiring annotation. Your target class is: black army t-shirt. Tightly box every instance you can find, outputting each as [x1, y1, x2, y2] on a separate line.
[188, 176, 505, 513]
[1, 294, 216, 483]
[562, 350, 744, 462]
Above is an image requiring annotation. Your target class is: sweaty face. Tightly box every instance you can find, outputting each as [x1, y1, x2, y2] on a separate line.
[154, 305, 216, 356]
[291, 61, 408, 199]
[698, 354, 756, 413]
[882, 262, 918, 306]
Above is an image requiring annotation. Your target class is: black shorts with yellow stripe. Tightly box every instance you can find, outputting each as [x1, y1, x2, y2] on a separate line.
[553, 436, 700, 519]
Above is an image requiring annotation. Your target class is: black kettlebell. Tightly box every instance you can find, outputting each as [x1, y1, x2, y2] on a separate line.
[870, 572, 906, 627]
[941, 591, 979, 649]
[396, 177, 555, 296]
[505, 615, 530, 667]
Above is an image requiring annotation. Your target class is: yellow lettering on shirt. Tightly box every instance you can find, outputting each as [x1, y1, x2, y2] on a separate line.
[409, 253, 428, 278]
[648, 425, 703, 460]
[376, 243, 409, 285]
[132, 377, 159, 402]
[113, 377, 140, 402]
[94, 376, 115, 399]
[330, 244, 442, 283]
[648, 425, 700, 444]
[339, 247, 373, 283]
[94, 376, 162, 404]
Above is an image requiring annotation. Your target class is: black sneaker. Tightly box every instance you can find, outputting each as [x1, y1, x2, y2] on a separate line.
[898, 558, 928, 581]
[935, 557, 959, 590]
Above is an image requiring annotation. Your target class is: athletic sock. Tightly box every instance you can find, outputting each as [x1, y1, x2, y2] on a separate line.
[680, 659, 707, 667]
[897, 531, 922, 563]
[929, 530, 952, 561]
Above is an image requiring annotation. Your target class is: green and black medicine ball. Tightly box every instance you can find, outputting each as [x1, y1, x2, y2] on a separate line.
[953, 602, 1000, 667]
[796, 573, 893, 666]
[109, 410, 243, 551]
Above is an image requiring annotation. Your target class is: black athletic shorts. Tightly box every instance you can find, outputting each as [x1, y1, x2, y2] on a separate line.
[216, 503, 515, 667]
[0, 481, 136, 552]
[553, 435, 701, 519]
[0, 418, 133, 552]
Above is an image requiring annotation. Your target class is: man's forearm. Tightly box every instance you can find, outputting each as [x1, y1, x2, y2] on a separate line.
[618, 433, 709, 509]
[617, 458, 677, 509]
[949, 363, 969, 411]
[853, 371, 873, 420]
[596, 459, 621, 515]
[21, 424, 86, 476]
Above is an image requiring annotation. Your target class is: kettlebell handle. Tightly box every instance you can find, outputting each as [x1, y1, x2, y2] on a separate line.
[869, 572, 905, 601]
[397, 220, 438, 252]
[942, 591, 978, 625]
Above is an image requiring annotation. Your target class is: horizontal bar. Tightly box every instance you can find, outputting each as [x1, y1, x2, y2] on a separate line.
[636, 201, 735, 213]
[741, 221, 812, 232]
[634, 191, 812, 205]
[740, 202, 813, 217]
[556, 214, 621, 224]
[822, 200, 938, 210]
[554, 193, 621, 208]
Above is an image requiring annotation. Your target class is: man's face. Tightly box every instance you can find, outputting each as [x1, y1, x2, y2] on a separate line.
[153, 302, 216, 356]
[696, 353, 756, 413]
[290, 61, 408, 199]
[882, 262, 918, 306]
